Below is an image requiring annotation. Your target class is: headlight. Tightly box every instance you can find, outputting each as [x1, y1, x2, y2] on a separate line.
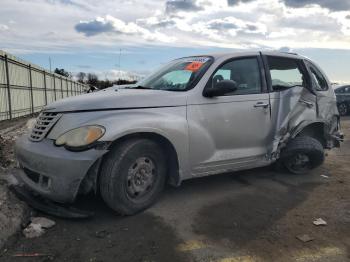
[55, 125, 105, 149]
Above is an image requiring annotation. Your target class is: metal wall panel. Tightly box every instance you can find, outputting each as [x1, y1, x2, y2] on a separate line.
[0, 57, 6, 84]
[31, 69, 45, 89]
[0, 50, 88, 120]
[0, 87, 9, 121]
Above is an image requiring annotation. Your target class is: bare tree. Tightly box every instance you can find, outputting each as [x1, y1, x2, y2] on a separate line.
[87, 73, 98, 86]
[77, 72, 86, 83]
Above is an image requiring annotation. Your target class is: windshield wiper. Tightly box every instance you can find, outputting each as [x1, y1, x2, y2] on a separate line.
[130, 85, 153, 90]
[159, 88, 186, 92]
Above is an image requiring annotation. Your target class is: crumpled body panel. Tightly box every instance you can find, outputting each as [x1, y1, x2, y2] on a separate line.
[269, 86, 340, 160]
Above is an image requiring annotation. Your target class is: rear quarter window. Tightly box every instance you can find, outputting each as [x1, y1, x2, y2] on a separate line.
[266, 56, 306, 91]
[305, 61, 329, 91]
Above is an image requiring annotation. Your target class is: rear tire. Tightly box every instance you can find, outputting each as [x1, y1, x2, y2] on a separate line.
[100, 139, 167, 215]
[280, 136, 324, 175]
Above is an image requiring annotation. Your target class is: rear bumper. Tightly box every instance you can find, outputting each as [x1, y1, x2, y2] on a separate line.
[15, 134, 107, 203]
[330, 131, 344, 148]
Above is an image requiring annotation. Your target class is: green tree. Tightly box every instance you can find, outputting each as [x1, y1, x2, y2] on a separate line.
[54, 68, 71, 78]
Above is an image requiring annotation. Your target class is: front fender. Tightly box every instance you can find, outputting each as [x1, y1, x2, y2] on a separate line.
[48, 107, 191, 180]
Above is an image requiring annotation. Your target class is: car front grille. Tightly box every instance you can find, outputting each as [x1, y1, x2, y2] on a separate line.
[29, 112, 62, 142]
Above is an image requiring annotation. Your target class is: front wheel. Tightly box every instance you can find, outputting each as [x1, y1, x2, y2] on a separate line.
[99, 139, 167, 215]
[338, 103, 348, 116]
[280, 136, 324, 175]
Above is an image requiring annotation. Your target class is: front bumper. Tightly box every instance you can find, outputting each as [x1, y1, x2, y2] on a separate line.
[15, 134, 107, 203]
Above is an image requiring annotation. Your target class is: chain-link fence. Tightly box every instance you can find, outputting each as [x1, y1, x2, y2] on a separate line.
[0, 50, 88, 121]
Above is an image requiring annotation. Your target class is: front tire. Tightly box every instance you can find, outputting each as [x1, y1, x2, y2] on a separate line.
[100, 139, 167, 215]
[280, 136, 324, 175]
[338, 103, 348, 116]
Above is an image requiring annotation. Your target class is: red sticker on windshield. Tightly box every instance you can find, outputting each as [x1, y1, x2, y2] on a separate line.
[185, 61, 204, 72]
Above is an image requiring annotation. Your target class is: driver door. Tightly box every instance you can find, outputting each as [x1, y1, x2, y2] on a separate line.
[187, 56, 273, 176]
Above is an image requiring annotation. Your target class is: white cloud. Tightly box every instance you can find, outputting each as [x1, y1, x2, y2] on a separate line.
[1, 0, 350, 55]
[0, 24, 9, 31]
[75, 15, 176, 42]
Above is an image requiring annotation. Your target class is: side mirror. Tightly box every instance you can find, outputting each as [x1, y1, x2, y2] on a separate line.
[203, 80, 238, 98]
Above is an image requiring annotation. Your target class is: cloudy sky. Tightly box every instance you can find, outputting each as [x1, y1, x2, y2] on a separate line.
[1, 0, 350, 82]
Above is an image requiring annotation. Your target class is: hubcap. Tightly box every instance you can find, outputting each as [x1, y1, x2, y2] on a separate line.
[288, 153, 310, 173]
[339, 104, 347, 116]
[126, 157, 156, 199]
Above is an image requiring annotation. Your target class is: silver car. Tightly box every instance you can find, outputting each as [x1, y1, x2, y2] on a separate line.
[15, 51, 343, 215]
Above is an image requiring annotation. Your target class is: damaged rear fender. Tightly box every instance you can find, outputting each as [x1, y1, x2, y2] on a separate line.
[291, 116, 341, 148]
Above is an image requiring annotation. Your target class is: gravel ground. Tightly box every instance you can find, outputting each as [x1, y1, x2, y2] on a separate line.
[0, 117, 349, 262]
[0, 118, 32, 251]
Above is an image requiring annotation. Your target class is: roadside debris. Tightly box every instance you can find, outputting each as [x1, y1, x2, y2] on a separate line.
[23, 223, 45, 239]
[296, 234, 314, 243]
[313, 218, 327, 226]
[30, 217, 56, 229]
[320, 174, 330, 178]
[23, 217, 55, 238]
[95, 230, 110, 239]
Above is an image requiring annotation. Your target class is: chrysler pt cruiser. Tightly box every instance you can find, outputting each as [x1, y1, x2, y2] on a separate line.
[15, 51, 342, 215]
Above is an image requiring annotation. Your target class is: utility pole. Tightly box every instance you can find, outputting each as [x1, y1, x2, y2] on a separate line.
[49, 57, 52, 72]
[118, 48, 122, 81]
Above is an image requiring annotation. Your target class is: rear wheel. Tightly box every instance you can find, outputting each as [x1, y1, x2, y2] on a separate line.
[280, 136, 324, 175]
[100, 139, 167, 215]
[338, 103, 348, 116]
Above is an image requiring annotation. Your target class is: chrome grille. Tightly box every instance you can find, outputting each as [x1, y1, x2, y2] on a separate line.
[29, 112, 62, 142]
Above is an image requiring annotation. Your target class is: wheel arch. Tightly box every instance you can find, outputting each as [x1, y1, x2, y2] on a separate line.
[291, 121, 327, 147]
[106, 132, 181, 187]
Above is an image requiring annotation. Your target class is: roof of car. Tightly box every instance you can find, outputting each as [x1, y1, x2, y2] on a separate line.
[333, 84, 350, 89]
[193, 50, 306, 60]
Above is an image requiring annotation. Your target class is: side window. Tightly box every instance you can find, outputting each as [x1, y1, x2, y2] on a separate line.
[336, 86, 350, 94]
[307, 62, 328, 91]
[211, 57, 261, 95]
[267, 56, 306, 91]
[335, 87, 344, 94]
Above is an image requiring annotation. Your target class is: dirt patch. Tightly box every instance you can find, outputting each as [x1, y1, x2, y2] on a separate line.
[0, 115, 37, 131]
[0, 118, 32, 251]
[0, 136, 15, 168]
[0, 121, 29, 169]
[192, 183, 317, 247]
[1, 195, 192, 262]
[0, 182, 29, 250]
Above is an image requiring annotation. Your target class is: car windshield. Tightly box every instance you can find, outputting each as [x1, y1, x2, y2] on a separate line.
[131, 56, 213, 91]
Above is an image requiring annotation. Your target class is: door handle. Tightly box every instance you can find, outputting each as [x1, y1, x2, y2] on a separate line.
[254, 102, 269, 108]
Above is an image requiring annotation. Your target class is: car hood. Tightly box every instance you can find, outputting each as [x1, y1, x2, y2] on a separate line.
[44, 88, 188, 112]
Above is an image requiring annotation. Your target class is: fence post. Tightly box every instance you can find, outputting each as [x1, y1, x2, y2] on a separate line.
[4, 55, 12, 120]
[66, 79, 69, 97]
[60, 77, 63, 97]
[43, 71, 48, 105]
[53, 73, 56, 101]
[28, 64, 34, 115]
